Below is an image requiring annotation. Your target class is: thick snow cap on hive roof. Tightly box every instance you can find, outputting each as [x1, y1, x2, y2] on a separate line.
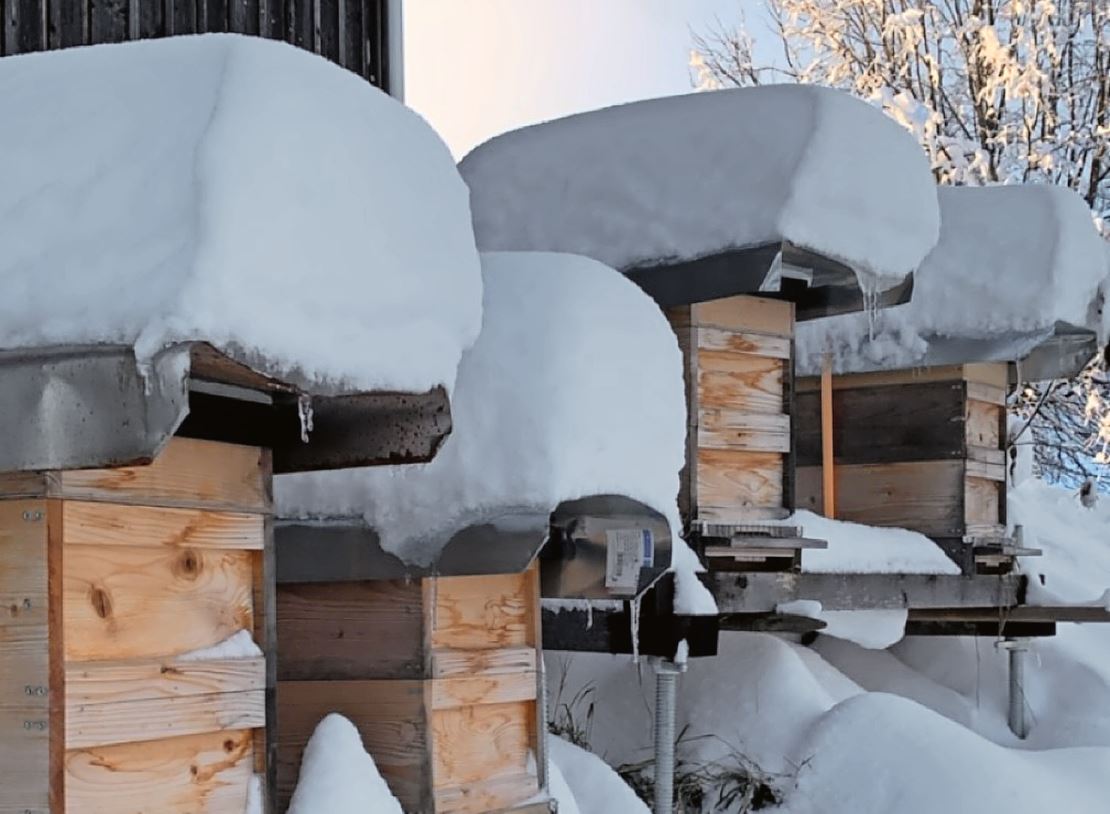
[459, 85, 939, 295]
[798, 184, 1109, 376]
[0, 34, 481, 394]
[276, 251, 715, 614]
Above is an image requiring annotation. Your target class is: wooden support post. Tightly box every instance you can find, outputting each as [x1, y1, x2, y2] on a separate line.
[820, 354, 836, 518]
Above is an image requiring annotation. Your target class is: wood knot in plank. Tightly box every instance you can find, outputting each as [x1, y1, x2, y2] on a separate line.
[172, 548, 203, 580]
[89, 587, 112, 619]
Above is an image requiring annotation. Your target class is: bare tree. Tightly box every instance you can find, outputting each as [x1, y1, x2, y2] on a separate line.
[694, 1, 1110, 486]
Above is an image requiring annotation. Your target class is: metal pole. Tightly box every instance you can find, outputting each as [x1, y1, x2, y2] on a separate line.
[1006, 638, 1029, 739]
[654, 660, 683, 813]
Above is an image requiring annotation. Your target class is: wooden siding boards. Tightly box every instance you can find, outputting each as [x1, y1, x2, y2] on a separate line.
[0, 0, 388, 91]
[0, 437, 272, 814]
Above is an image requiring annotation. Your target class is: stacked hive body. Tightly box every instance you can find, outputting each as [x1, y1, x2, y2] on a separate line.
[0, 437, 272, 814]
[276, 564, 548, 813]
[666, 295, 827, 572]
[795, 363, 1014, 574]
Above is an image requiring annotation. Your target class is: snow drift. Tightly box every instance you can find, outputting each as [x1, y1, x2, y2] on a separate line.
[0, 34, 481, 393]
[277, 251, 714, 613]
[799, 184, 1108, 375]
[286, 714, 403, 814]
[460, 85, 938, 291]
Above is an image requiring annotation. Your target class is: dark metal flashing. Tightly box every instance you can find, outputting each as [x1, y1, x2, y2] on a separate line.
[0, 342, 452, 474]
[275, 510, 551, 582]
[542, 495, 673, 601]
[542, 573, 720, 659]
[623, 240, 914, 322]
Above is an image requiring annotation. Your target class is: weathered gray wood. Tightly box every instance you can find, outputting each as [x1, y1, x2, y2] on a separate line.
[48, 0, 87, 46]
[710, 571, 1024, 612]
[796, 380, 968, 467]
[227, 0, 254, 34]
[339, 0, 360, 73]
[317, 0, 337, 60]
[137, 0, 162, 37]
[200, 0, 226, 32]
[89, 0, 127, 41]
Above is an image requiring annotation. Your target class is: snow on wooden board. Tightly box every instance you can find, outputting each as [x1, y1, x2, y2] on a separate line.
[460, 85, 938, 292]
[0, 34, 481, 393]
[277, 251, 715, 614]
[799, 184, 1109, 375]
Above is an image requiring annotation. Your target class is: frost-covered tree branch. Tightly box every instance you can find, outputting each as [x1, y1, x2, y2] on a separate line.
[695, 1, 1110, 487]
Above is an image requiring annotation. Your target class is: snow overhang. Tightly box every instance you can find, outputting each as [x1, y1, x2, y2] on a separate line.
[275, 493, 671, 595]
[0, 342, 450, 474]
[625, 240, 915, 321]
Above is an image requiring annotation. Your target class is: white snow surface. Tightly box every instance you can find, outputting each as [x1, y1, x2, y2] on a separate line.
[789, 510, 960, 575]
[277, 252, 714, 614]
[177, 630, 262, 662]
[775, 601, 908, 649]
[460, 85, 937, 291]
[799, 184, 1109, 375]
[0, 35, 481, 393]
[286, 714, 403, 814]
[548, 736, 647, 814]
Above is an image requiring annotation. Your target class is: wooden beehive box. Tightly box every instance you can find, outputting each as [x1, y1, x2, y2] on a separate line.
[276, 564, 548, 814]
[794, 363, 1010, 572]
[666, 295, 796, 527]
[0, 436, 272, 814]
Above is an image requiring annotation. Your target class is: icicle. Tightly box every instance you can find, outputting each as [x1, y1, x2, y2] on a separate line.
[297, 394, 314, 443]
[629, 595, 642, 664]
[585, 602, 593, 630]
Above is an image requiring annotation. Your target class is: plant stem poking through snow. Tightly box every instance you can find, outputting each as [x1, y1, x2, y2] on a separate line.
[297, 394, 314, 443]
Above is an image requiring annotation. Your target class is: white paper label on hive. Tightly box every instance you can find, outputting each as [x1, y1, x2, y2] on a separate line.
[605, 528, 654, 591]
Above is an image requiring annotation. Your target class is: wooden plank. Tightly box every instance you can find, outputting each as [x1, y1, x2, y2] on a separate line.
[67, 685, 264, 749]
[797, 364, 1005, 393]
[431, 700, 534, 788]
[965, 476, 1003, 528]
[47, 499, 65, 813]
[14, 0, 46, 52]
[795, 380, 967, 466]
[276, 680, 429, 812]
[58, 438, 270, 513]
[430, 672, 536, 711]
[341, 0, 363, 74]
[0, 471, 50, 499]
[964, 362, 1010, 389]
[821, 355, 835, 518]
[66, 729, 254, 813]
[137, 0, 164, 36]
[229, 0, 259, 33]
[710, 571, 1023, 612]
[796, 460, 966, 537]
[51, 0, 88, 46]
[697, 410, 790, 452]
[966, 381, 1007, 406]
[277, 580, 426, 680]
[431, 571, 534, 651]
[692, 295, 794, 336]
[435, 772, 541, 814]
[62, 501, 264, 550]
[64, 543, 255, 661]
[89, 0, 128, 42]
[170, 0, 196, 34]
[65, 656, 265, 706]
[431, 647, 537, 679]
[0, 500, 50, 814]
[697, 351, 784, 415]
[253, 511, 277, 809]
[966, 400, 1002, 449]
[696, 450, 783, 515]
[696, 326, 791, 360]
[966, 454, 1006, 482]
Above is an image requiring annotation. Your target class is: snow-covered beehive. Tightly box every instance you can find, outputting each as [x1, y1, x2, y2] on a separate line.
[460, 86, 940, 570]
[272, 252, 715, 812]
[795, 184, 1108, 574]
[0, 35, 480, 814]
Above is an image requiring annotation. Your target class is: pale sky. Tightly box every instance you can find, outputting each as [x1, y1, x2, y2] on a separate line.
[404, 0, 768, 158]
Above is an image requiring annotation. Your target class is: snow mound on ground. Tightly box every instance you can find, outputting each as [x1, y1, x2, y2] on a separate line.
[776, 601, 908, 649]
[460, 85, 937, 290]
[782, 692, 1110, 814]
[548, 736, 646, 814]
[799, 185, 1108, 375]
[789, 510, 960, 575]
[1010, 478, 1110, 605]
[286, 714, 403, 814]
[0, 34, 481, 392]
[546, 633, 862, 777]
[277, 251, 714, 613]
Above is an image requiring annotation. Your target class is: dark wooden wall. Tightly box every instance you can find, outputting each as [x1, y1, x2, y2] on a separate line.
[0, 0, 391, 89]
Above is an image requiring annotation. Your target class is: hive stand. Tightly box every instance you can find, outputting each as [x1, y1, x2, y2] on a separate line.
[276, 563, 550, 814]
[795, 363, 1040, 575]
[0, 437, 272, 814]
[666, 294, 826, 573]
